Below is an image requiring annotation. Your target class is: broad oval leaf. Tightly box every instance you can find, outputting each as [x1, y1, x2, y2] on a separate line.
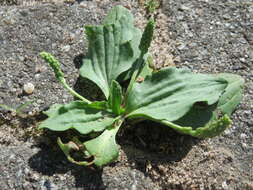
[80, 6, 141, 99]
[84, 119, 123, 166]
[126, 68, 244, 138]
[161, 72, 244, 138]
[126, 67, 228, 121]
[103, 5, 134, 26]
[39, 101, 116, 134]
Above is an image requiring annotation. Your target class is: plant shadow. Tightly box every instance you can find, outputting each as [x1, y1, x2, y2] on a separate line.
[28, 130, 106, 189]
[0, 111, 104, 188]
[0, 111, 106, 189]
[73, 54, 105, 102]
[117, 120, 201, 175]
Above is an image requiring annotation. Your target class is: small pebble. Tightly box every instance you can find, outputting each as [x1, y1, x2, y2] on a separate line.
[23, 82, 35, 94]
[61, 45, 70, 52]
[37, 99, 44, 104]
[240, 133, 247, 139]
[64, 0, 75, 3]
[239, 58, 246, 63]
[18, 56, 25, 62]
[80, 2, 87, 8]
[178, 44, 186, 50]
[241, 142, 248, 148]
[179, 5, 190, 11]
[222, 181, 229, 190]
[34, 73, 40, 79]
[224, 128, 233, 135]
[31, 173, 40, 181]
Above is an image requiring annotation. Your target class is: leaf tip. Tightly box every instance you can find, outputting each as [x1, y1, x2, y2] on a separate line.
[194, 115, 232, 138]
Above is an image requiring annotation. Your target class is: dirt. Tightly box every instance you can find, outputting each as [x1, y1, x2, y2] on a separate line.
[0, 0, 252, 189]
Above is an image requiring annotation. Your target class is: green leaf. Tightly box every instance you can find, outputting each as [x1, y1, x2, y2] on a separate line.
[80, 6, 141, 99]
[15, 100, 35, 114]
[39, 101, 116, 134]
[57, 137, 93, 166]
[126, 20, 155, 95]
[165, 103, 231, 138]
[173, 73, 244, 125]
[125, 67, 244, 138]
[160, 115, 232, 138]
[103, 5, 134, 25]
[126, 67, 228, 121]
[138, 55, 154, 79]
[117, 53, 153, 82]
[109, 80, 123, 115]
[216, 73, 244, 116]
[87, 101, 109, 111]
[57, 119, 123, 167]
[0, 104, 16, 113]
[84, 119, 123, 166]
[162, 73, 244, 138]
[0, 100, 35, 117]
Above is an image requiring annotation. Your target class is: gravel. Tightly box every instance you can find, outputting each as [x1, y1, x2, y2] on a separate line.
[0, 0, 252, 189]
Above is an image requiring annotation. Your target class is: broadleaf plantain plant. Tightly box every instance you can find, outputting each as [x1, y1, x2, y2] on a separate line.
[39, 6, 244, 167]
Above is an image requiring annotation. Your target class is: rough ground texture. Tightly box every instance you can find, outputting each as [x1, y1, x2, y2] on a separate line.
[0, 0, 252, 189]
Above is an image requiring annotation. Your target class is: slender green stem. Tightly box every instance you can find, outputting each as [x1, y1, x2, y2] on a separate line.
[125, 52, 145, 97]
[0, 104, 15, 112]
[40, 52, 91, 104]
[125, 19, 155, 98]
[61, 78, 91, 104]
[16, 100, 35, 114]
